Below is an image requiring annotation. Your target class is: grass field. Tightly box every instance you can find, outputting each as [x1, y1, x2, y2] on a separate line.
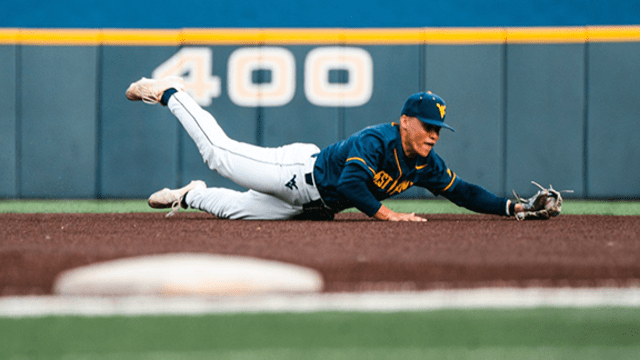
[2, 198, 640, 215]
[2, 198, 639, 359]
[2, 308, 640, 359]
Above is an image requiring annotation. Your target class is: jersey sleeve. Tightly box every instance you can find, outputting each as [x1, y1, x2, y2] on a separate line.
[335, 132, 386, 217]
[342, 132, 383, 176]
[336, 164, 383, 216]
[415, 151, 458, 194]
[415, 151, 509, 215]
[441, 177, 510, 216]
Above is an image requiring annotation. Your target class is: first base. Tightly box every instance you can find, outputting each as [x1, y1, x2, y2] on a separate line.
[53, 253, 324, 296]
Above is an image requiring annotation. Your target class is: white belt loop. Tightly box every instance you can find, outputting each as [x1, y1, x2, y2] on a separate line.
[303, 155, 334, 210]
[303, 156, 321, 201]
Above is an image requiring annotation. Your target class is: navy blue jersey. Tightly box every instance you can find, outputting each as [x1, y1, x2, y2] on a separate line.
[313, 122, 509, 216]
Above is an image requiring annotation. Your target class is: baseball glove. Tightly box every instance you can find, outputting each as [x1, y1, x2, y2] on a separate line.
[512, 181, 573, 221]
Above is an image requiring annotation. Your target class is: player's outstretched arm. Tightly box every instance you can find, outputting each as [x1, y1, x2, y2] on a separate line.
[373, 205, 427, 222]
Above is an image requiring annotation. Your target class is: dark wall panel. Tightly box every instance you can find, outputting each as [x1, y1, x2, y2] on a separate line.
[505, 44, 586, 197]
[100, 46, 180, 198]
[587, 42, 640, 198]
[20, 46, 98, 198]
[426, 44, 505, 197]
[0, 46, 17, 198]
[344, 45, 421, 136]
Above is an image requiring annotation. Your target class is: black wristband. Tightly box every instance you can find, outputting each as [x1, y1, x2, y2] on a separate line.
[160, 88, 178, 106]
[509, 201, 516, 216]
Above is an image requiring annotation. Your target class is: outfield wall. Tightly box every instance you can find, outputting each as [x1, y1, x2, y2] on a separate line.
[0, 28, 639, 200]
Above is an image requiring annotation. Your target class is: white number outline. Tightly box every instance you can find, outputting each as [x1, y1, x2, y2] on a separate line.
[304, 47, 373, 107]
[227, 47, 296, 107]
[152, 47, 221, 107]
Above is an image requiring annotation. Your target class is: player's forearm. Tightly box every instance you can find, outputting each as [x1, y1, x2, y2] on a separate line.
[336, 172, 382, 217]
[337, 183, 381, 217]
[373, 204, 393, 220]
[336, 180, 422, 221]
[442, 178, 509, 216]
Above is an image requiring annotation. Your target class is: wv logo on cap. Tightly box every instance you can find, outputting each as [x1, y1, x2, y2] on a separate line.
[436, 103, 446, 119]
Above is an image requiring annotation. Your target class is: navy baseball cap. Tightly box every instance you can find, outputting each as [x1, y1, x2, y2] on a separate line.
[401, 91, 455, 132]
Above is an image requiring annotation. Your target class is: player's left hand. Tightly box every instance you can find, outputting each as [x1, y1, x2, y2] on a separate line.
[512, 181, 573, 220]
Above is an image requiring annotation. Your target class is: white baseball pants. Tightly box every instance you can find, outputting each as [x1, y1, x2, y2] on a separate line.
[167, 91, 321, 220]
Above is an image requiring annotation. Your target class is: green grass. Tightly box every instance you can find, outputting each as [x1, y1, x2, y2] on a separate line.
[1, 198, 639, 215]
[2, 308, 639, 360]
[0, 199, 155, 213]
[387, 199, 640, 216]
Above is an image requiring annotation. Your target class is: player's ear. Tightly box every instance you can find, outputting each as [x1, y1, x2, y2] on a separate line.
[400, 115, 409, 128]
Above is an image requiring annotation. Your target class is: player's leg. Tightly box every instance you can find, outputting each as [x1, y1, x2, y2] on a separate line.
[165, 90, 320, 205]
[186, 187, 303, 220]
[126, 77, 320, 207]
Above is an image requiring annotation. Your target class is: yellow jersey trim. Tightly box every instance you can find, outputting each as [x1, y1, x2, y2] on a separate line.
[393, 149, 402, 178]
[442, 171, 457, 192]
[2, 26, 640, 45]
[346, 157, 376, 176]
[385, 149, 403, 194]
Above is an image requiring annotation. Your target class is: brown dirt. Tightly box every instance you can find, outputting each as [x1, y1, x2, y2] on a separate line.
[1, 212, 639, 296]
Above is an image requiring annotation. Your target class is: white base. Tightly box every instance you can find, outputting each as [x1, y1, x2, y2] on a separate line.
[53, 253, 324, 296]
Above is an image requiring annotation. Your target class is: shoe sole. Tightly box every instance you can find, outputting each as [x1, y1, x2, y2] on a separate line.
[126, 77, 186, 103]
[148, 181, 207, 209]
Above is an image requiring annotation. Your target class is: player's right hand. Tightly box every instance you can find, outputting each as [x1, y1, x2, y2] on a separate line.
[374, 205, 426, 222]
[387, 212, 427, 222]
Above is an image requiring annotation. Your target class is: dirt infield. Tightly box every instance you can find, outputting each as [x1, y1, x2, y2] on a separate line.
[2, 212, 639, 296]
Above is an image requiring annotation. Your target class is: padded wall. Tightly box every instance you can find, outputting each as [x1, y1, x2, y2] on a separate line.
[0, 46, 17, 197]
[2, 36, 639, 199]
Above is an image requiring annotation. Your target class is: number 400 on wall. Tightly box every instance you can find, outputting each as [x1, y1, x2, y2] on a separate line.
[152, 47, 374, 108]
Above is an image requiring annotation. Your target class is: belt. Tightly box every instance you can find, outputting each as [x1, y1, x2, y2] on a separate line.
[299, 171, 334, 220]
[305, 172, 314, 186]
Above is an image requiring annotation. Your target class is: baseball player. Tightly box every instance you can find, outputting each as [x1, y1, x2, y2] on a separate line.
[126, 76, 547, 221]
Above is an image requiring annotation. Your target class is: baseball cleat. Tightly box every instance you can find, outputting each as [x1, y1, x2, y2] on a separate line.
[125, 76, 186, 104]
[148, 180, 206, 217]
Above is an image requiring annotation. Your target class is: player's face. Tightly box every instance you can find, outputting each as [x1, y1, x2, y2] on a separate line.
[400, 116, 440, 158]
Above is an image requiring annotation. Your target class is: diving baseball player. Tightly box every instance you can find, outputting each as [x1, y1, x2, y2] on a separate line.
[126, 76, 562, 221]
